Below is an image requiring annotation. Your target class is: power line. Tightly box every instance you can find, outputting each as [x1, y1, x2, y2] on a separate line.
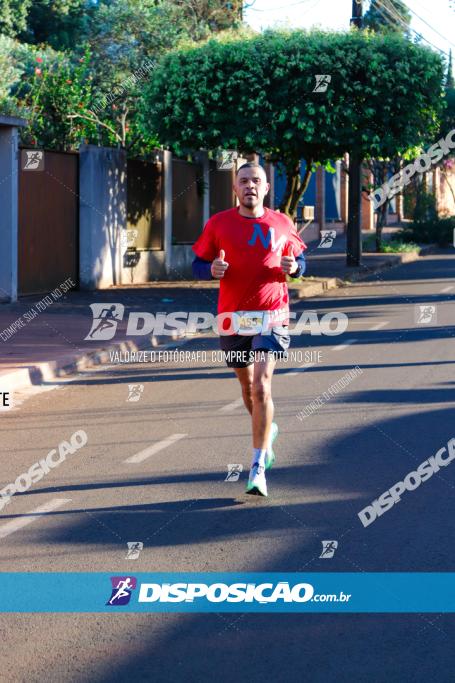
[377, 0, 450, 53]
[400, 0, 455, 49]
[374, 0, 447, 55]
[372, 0, 414, 34]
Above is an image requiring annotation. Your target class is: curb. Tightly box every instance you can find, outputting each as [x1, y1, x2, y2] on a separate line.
[289, 277, 340, 300]
[343, 244, 437, 284]
[1, 331, 184, 395]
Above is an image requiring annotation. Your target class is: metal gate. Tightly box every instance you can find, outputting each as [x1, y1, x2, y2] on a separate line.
[18, 150, 78, 295]
[209, 160, 235, 215]
[172, 158, 204, 244]
[127, 158, 164, 250]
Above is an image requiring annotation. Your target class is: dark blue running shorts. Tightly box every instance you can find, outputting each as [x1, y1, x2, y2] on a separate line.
[219, 326, 291, 368]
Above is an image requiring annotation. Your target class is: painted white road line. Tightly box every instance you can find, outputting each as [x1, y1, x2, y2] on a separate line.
[219, 397, 244, 412]
[369, 321, 389, 331]
[440, 285, 454, 293]
[286, 363, 316, 377]
[332, 339, 358, 351]
[0, 498, 72, 540]
[124, 433, 187, 464]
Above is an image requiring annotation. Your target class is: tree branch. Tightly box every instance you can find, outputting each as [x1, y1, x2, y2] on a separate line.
[67, 111, 122, 143]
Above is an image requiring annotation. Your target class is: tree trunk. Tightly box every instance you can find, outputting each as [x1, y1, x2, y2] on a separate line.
[375, 165, 388, 252]
[279, 160, 300, 216]
[376, 202, 388, 251]
[279, 158, 313, 219]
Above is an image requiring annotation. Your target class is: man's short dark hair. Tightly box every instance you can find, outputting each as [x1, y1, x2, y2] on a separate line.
[235, 162, 266, 177]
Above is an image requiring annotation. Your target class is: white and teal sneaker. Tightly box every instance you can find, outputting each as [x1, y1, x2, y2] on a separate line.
[265, 422, 279, 470]
[246, 463, 268, 497]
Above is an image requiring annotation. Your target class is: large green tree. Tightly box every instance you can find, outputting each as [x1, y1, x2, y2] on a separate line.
[0, 0, 31, 37]
[171, 0, 243, 36]
[0, 0, 240, 152]
[140, 28, 444, 217]
[8, 0, 242, 51]
[17, 0, 96, 50]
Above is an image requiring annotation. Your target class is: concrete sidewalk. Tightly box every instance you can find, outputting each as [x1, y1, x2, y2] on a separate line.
[0, 289, 190, 394]
[0, 238, 437, 394]
[302, 227, 431, 281]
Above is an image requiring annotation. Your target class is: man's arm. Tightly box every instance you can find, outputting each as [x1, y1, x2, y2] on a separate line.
[290, 253, 306, 278]
[192, 256, 213, 280]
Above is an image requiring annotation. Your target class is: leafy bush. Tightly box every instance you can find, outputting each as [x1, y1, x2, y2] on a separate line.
[396, 188, 454, 246]
[0, 36, 95, 148]
[412, 189, 438, 225]
[363, 235, 419, 252]
[0, 34, 37, 114]
[399, 217, 455, 246]
[379, 241, 420, 253]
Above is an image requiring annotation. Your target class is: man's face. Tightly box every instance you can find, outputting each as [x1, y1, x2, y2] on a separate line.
[233, 166, 270, 209]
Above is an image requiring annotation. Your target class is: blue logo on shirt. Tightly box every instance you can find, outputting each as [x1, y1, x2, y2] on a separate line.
[247, 224, 286, 252]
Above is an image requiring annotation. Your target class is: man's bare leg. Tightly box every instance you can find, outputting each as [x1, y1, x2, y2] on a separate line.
[234, 356, 277, 496]
[252, 354, 276, 450]
[234, 357, 276, 448]
[233, 366, 253, 415]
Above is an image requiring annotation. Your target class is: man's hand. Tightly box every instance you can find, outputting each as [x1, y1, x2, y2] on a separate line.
[211, 249, 229, 279]
[281, 244, 298, 275]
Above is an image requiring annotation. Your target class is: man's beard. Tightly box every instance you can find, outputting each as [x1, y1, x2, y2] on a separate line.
[241, 194, 258, 207]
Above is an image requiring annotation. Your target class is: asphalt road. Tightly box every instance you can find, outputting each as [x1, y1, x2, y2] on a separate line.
[1, 250, 455, 682]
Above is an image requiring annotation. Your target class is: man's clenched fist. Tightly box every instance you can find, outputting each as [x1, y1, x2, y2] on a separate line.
[211, 249, 229, 279]
[281, 244, 298, 275]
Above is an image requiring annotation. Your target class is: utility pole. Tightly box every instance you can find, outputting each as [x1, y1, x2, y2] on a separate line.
[347, 0, 363, 267]
[350, 0, 363, 28]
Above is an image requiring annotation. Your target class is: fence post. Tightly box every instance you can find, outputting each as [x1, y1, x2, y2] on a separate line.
[315, 166, 326, 234]
[0, 117, 26, 303]
[195, 150, 210, 226]
[79, 145, 127, 289]
[163, 149, 173, 277]
[264, 161, 275, 208]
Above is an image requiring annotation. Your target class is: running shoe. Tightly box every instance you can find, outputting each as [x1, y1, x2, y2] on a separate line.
[265, 422, 279, 470]
[246, 463, 268, 497]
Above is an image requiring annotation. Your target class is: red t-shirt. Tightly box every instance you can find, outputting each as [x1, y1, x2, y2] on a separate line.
[192, 207, 306, 325]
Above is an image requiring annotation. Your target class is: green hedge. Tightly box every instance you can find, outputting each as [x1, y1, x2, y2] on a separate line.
[399, 217, 455, 246]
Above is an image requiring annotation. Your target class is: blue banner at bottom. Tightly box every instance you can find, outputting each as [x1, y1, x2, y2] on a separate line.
[0, 573, 454, 613]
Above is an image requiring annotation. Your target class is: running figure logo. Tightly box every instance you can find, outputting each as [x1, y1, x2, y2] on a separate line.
[318, 230, 337, 249]
[106, 576, 137, 605]
[85, 304, 125, 341]
[225, 464, 243, 482]
[319, 540, 338, 558]
[217, 150, 238, 170]
[127, 384, 144, 402]
[22, 150, 44, 171]
[120, 229, 138, 248]
[415, 305, 436, 324]
[313, 75, 332, 93]
[125, 542, 143, 560]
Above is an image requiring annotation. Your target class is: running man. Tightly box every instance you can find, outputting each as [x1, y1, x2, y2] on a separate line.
[192, 162, 307, 497]
[89, 305, 122, 339]
[109, 577, 134, 604]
